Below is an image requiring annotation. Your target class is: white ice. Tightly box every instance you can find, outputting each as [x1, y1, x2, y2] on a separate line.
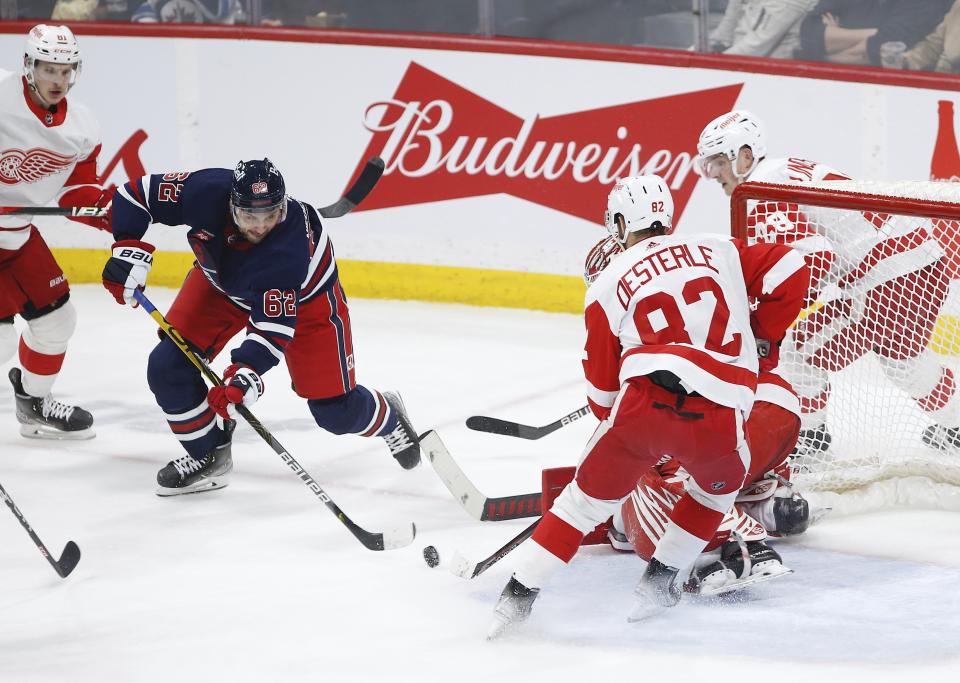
[1, 286, 959, 682]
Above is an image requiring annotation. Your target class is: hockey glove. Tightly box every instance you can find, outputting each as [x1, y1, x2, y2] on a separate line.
[102, 240, 155, 306]
[207, 364, 264, 419]
[60, 184, 115, 232]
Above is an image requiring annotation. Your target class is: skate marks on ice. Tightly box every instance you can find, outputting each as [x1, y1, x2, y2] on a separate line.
[470, 547, 960, 663]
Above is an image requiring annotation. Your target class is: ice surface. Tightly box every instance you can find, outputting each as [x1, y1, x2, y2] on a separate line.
[1, 287, 959, 682]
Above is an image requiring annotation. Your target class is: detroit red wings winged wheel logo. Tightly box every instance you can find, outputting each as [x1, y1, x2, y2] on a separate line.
[0, 147, 77, 185]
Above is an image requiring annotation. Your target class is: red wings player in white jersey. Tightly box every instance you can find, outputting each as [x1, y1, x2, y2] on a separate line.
[488, 175, 807, 637]
[695, 110, 960, 459]
[585, 235, 812, 597]
[0, 25, 112, 439]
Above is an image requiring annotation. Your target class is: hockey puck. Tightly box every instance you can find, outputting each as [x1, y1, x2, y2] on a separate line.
[423, 545, 440, 568]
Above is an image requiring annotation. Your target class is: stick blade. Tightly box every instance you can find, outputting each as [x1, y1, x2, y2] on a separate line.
[381, 522, 417, 551]
[447, 550, 477, 579]
[319, 156, 385, 218]
[56, 541, 81, 578]
[465, 416, 524, 438]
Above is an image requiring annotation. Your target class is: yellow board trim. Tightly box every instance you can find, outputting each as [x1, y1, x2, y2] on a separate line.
[52, 247, 587, 313]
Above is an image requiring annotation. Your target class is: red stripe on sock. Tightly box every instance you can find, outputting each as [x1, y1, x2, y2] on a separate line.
[531, 511, 585, 563]
[18, 338, 65, 376]
[361, 392, 388, 437]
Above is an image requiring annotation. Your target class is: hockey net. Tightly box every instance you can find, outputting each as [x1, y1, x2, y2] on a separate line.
[732, 180, 960, 513]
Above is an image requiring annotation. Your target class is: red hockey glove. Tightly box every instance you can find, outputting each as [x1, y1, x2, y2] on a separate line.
[60, 185, 115, 232]
[102, 240, 154, 306]
[207, 364, 264, 419]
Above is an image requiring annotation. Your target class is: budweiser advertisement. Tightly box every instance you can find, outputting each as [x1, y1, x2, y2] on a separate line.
[348, 62, 741, 224]
[0, 32, 954, 279]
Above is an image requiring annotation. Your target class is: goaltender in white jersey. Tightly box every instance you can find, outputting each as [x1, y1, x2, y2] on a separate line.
[0, 25, 112, 440]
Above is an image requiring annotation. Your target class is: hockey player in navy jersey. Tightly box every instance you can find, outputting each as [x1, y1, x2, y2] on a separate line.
[101, 159, 421, 495]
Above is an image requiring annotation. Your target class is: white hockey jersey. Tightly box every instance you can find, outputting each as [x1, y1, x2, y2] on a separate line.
[0, 69, 102, 250]
[748, 157, 943, 298]
[584, 233, 807, 418]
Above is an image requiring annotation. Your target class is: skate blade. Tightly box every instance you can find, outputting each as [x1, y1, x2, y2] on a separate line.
[19, 423, 95, 441]
[698, 565, 793, 597]
[156, 478, 229, 497]
[486, 613, 512, 640]
[626, 600, 670, 623]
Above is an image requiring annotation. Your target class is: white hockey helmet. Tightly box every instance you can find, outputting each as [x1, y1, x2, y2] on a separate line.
[604, 175, 674, 247]
[695, 110, 766, 179]
[23, 25, 83, 89]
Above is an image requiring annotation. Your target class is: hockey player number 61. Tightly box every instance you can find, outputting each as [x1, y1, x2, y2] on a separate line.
[633, 276, 742, 355]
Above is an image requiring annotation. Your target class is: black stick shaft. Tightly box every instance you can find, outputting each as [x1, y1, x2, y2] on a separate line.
[132, 290, 413, 551]
[0, 481, 80, 578]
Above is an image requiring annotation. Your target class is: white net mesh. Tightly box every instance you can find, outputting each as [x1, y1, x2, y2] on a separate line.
[735, 180, 960, 506]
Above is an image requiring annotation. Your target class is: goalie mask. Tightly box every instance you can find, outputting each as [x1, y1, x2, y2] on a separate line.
[23, 25, 82, 92]
[583, 235, 623, 285]
[604, 175, 674, 248]
[231, 158, 288, 225]
[695, 110, 766, 180]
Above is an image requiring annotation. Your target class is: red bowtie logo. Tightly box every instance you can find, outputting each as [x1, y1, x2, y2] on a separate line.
[347, 62, 742, 223]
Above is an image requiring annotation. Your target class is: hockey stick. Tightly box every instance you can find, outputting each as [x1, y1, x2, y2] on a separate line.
[465, 404, 592, 440]
[0, 156, 385, 220]
[446, 519, 540, 579]
[317, 156, 385, 218]
[131, 289, 415, 552]
[0, 206, 107, 217]
[420, 430, 541, 521]
[0, 481, 81, 578]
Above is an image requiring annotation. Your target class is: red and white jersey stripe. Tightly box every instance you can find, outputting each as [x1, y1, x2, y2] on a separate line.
[583, 233, 807, 418]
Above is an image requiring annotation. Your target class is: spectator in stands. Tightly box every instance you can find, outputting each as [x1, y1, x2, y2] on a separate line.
[131, 0, 241, 23]
[51, 0, 130, 20]
[903, 0, 960, 72]
[797, 0, 952, 66]
[710, 0, 818, 59]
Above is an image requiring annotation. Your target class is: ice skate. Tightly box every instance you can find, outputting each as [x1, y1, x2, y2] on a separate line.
[382, 391, 421, 469]
[628, 557, 681, 622]
[922, 424, 960, 451]
[156, 422, 234, 496]
[9, 368, 94, 440]
[685, 539, 792, 597]
[488, 575, 540, 640]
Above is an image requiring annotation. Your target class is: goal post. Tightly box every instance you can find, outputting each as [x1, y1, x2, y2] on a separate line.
[731, 180, 960, 514]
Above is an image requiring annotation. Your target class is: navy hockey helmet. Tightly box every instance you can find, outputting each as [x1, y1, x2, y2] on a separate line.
[230, 158, 287, 223]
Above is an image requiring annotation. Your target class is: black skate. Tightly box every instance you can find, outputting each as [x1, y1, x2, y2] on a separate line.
[685, 539, 792, 597]
[156, 421, 234, 496]
[8, 368, 94, 440]
[789, 423, 832, 472]
[382, 391, 421, 469]
[922, 424, 960, 451]
[628, 557, 681, 622]
[488, 575, 541, 639]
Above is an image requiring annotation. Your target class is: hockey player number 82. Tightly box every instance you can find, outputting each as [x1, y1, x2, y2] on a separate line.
[633, 276, 742, 355]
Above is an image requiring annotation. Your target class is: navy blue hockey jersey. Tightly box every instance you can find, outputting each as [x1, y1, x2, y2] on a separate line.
[112, 169, 338, 375]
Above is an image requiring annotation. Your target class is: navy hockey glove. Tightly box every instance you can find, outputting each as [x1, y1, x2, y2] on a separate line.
[207, 363, 264, 419]
[102, 240, 154, 306]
